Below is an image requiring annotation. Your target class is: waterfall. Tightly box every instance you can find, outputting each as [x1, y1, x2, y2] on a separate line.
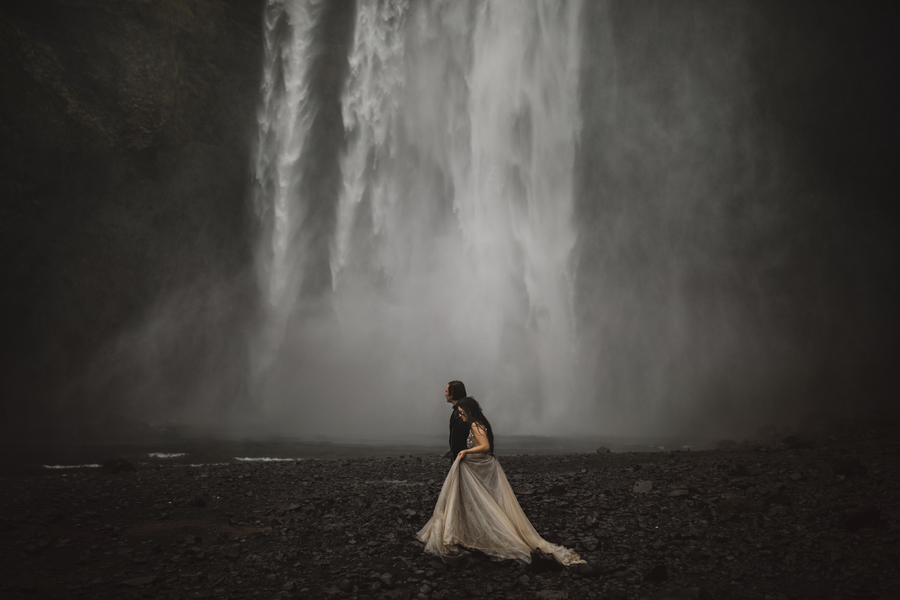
[252, 0, 318, 352]
[252, 0, 585, 436]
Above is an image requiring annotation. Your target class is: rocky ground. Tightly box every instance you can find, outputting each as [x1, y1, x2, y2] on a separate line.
[1, 429, 898, 600]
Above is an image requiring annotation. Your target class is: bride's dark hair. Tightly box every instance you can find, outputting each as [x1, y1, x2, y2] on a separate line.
[456, 396, 494, 455]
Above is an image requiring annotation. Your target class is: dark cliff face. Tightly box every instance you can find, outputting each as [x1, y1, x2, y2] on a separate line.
[0, 0, 266, 438]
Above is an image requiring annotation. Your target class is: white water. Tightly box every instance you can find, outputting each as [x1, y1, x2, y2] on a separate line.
[252, 0, 586, 437]
[252, 0, 318, 357]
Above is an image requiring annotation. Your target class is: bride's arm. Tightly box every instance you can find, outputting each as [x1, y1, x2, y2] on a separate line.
[457, 423, 490, 459]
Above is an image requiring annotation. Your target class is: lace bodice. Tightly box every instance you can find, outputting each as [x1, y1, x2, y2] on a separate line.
[466, 424, 487, 449]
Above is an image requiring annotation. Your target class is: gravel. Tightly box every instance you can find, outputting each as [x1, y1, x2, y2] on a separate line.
[0, 429, 898, 600]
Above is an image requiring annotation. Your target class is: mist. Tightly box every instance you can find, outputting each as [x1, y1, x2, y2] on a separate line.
[230, 0, 897, 442]
[2, 0, 896, 444]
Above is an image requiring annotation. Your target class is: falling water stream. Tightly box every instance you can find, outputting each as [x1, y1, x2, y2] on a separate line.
[252, 0, 318, 353]
[252, 0, 586, 437]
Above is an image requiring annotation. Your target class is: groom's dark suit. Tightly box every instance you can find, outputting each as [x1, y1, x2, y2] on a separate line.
[449, 405, 469, 459]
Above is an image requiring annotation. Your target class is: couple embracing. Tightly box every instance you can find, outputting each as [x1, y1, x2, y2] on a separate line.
[416, 380, 584, 566]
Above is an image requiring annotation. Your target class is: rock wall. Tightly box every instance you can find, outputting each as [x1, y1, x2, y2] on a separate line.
[0, 0, 265, 437]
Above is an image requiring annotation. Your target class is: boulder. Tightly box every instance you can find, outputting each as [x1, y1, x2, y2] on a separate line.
[833, 458, 867, 478]
[633, 480, 653, 493]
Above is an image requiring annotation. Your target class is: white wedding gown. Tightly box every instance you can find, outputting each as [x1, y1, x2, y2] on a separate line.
[417, 430, 584, 565]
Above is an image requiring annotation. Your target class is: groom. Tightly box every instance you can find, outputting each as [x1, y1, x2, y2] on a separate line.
[445, 380, 469, 461]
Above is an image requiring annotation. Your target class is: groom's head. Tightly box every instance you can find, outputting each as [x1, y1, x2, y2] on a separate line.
[446, 380, 467, 404]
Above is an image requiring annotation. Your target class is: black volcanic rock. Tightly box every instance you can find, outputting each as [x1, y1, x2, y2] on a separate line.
[645, 564, 668, 583]
[102, 458, 135, 473]
[0, 428, 898, 599]
[833, 457, 868, 478]
[528, 548, 563, 573]
[842, 507, 884, 532]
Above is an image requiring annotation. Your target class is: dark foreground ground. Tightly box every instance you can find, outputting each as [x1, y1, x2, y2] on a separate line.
[1, 430, 898, 600]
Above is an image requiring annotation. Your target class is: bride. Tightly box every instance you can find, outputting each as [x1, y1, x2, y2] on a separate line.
[417, 397, 584, 565]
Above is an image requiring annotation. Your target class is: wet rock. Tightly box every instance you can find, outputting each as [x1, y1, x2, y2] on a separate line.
[120, 575, 157, 587]
[644, 564, 668, 583]
[688, 550, 710, 561]
[440, 551, 467, 567]
[548, 484, 567, 496]
[633, 480, 653, 493]
[41, 508, 65, 524]
[574, 562, 602, 578]
[336, 579, 353, 592]
[280, 503, 302, 514]
[731, 463, 751, 476]
[515, 482, 536, 495]
[656, 587, 714, 600]
[833, 458, 868, 478]
[528, 548, 563, 573]
[843, 507, 883, 531]
[762, 486, 790, 506]
[102, 458, 135, 474]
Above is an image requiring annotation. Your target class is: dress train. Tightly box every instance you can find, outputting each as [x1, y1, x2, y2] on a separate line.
[417, 453, 584, 565]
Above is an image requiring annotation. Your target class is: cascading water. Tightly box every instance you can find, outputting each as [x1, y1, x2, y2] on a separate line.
[252, 0, 586, 437]
[252, 0, 318, 358]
